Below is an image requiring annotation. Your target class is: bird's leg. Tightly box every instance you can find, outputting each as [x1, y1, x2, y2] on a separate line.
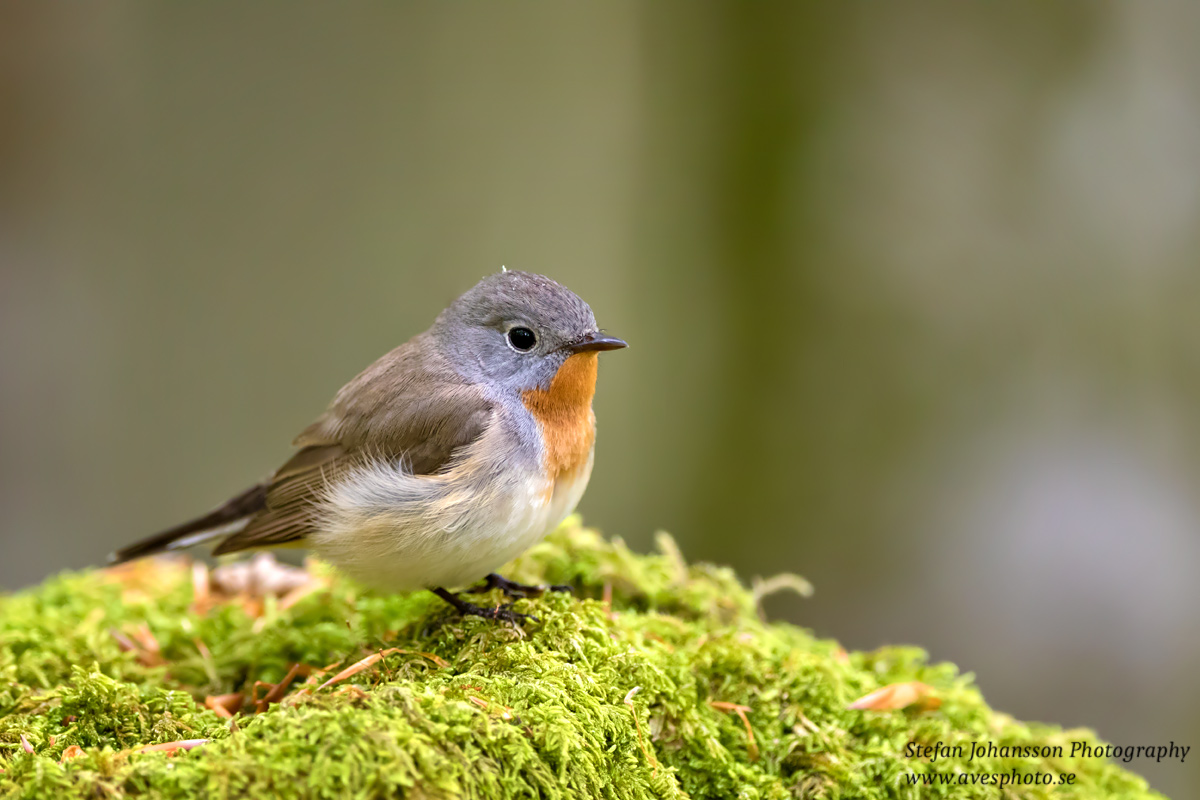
[430, 587, 537, 624]
[462, 573, 573, 599]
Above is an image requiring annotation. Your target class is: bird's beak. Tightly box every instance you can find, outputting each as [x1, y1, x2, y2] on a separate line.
[566, 331, 628, 353]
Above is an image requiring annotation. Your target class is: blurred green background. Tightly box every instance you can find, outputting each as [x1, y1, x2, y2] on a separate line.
[2, 4, 1198, 796]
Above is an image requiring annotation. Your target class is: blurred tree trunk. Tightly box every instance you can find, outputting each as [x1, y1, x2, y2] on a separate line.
[630, 4, 842, 565]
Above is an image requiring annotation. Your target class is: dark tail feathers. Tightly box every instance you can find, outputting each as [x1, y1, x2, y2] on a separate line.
[108, 483, 268, 564]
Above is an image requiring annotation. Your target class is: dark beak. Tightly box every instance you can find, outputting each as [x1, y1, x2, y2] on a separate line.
[566, 331, 628, 353]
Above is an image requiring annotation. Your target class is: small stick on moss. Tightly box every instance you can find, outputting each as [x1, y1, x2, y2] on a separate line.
[135, 739, 208, 755]
[249, 681, 274, 711]
[318, 648, 449, 691]
[259, 663, 304, 708]
[710, 701, 759, 761]
[624, 687, 658, 774]
[204, 693, 243, 718]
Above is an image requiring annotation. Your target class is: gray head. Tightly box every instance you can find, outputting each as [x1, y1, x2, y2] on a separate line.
[432, 270, 626, 393]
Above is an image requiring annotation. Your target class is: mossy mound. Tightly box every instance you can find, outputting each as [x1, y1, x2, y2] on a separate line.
[0, 518, 1164, 799]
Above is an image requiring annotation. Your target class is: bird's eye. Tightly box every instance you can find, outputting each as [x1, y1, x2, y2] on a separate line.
[507, 327, 537, 352]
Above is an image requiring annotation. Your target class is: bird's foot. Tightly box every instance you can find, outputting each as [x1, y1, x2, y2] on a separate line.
[431, 587, 538, 624]
[463, 573, 572, 599]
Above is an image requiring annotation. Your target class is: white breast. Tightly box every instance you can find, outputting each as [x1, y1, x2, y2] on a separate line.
[308, 424, 593, 592]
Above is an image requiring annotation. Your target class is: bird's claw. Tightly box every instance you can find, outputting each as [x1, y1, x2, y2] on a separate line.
[464, 573, 573, 599]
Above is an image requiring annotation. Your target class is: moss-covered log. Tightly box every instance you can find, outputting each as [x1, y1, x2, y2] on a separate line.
[0, 519, 1164, 798]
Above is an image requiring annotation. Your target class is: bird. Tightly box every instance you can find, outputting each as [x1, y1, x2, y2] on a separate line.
[110, 270, 626, 623]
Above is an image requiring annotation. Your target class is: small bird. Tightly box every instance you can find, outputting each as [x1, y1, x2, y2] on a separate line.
[110, 270, 626, 622]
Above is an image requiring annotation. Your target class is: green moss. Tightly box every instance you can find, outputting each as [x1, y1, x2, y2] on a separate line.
[0, 518, 1165, 799]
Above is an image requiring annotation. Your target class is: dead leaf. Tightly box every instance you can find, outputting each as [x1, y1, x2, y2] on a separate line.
[59, 745, 84, 763]
[847, 681, 939, 711]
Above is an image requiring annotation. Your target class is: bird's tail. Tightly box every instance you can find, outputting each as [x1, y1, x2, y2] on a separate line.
[108, 483, 268, 564]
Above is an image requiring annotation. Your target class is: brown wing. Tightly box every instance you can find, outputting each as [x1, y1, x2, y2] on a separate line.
[213, 334, 493, 555]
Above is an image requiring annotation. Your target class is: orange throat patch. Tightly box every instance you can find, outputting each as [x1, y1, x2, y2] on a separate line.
[521, 351, 599, 481]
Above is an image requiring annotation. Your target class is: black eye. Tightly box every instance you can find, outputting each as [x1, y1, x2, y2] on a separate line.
[507, 327, 537, 352]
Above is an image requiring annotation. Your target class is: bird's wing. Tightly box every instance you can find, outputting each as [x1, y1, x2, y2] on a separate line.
[213, 336, 494, 554]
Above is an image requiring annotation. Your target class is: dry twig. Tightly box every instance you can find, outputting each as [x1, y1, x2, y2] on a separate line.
[204, 693, 243, 719]
[318, 648, 448, 691]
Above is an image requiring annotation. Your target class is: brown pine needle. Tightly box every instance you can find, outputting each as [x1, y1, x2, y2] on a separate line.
[318, 648, 448, 691]
[135, 739, 209, 754]
[260, 663, 303, 707]
[250, 680, 276, 712]
[624, 686, 658, 774]
[131, 624, 161, 656]
[710, 701, 759, 761]
[847, 681, 939, 711]
[204, 693, 243, 718]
